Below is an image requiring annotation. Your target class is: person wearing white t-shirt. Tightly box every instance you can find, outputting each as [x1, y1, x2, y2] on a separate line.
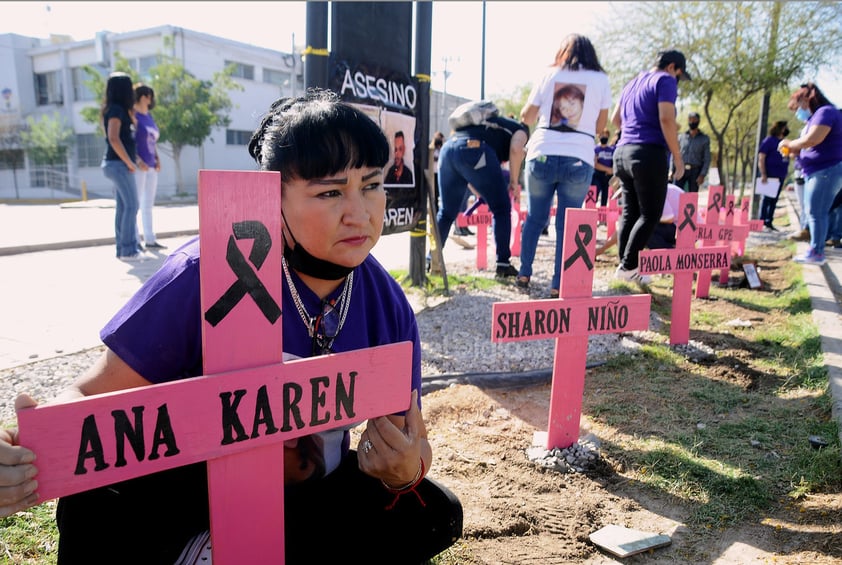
[516, 34, 613, 298]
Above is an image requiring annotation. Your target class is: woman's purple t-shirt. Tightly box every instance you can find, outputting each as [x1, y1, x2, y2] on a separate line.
[100, 236, 422, 475]
[797, 105, 842, 177]
[758, 135, 789, 180]
[617, 70, 678, 147]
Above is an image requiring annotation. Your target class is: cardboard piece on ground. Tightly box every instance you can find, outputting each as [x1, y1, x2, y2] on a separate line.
[589, 524, 672, 558]
[744, 262, 762, 289]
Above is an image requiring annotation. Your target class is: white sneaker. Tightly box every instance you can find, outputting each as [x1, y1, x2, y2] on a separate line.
[615, 266, 651, 284]
[119, 253, 144, 262]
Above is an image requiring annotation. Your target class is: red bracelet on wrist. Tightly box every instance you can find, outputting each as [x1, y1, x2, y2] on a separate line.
[382, 458, 426, 511]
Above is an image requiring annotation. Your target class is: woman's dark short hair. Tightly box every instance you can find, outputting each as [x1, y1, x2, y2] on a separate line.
[134, 83, 155, 101]
[249, 89, 390, 181]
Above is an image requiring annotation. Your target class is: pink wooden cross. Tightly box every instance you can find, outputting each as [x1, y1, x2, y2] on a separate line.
[739, 196, 765, 257]
[695, 185, 725, 298]
[638, 192, 731, 345]
[456, 204, 492, 270]
[17, 170, 412, 564]
[491, 209, 651, 449]
[696, 193, 748, 294]
[585, 185, 621, 238]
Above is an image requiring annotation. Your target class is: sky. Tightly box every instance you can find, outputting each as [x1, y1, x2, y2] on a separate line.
[2, 1, 841, 104]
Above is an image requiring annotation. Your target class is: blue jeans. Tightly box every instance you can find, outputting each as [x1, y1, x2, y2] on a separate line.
[436, 136, 512, 264]
[804, 160, 842, 255]
[519, 155, 593, 289]
[102, 159, 140, 257]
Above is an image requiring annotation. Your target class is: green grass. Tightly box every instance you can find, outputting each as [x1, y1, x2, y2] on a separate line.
[389, 268, 500, 296]
[588, 245, 841, 528]
[0, 502, 58, 564]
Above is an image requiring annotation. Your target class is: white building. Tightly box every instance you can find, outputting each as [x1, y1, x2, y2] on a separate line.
[0, 25, 304, 200]
[0, 25, 469, 201]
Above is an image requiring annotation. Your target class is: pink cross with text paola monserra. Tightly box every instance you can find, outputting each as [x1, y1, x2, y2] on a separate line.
[638, 192, 731, 345]
[491, 209, 651, 450]
[17, 170, 412, 564]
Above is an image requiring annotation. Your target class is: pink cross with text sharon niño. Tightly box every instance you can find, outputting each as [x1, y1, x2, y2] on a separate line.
[16, 170, 412, 564]
[638, 192, 731, 345]
[491, 209, 651, 450]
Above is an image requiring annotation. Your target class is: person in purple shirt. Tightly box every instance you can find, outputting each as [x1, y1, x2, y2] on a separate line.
[610, 49, 690, 283]
[591, 128, 616, 206]
[757, 120, 791, 231]
[0, 90, 462, 564]
[779, 82, 842, 266]
[133, 83, 165, 249]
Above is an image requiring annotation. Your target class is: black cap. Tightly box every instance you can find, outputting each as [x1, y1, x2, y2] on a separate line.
[657, 49, 692, 81]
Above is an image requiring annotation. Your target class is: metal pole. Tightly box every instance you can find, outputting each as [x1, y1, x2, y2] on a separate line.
[480, 0, 486, 99]
[410, 1, 437, 288]
[304, 2, 329, 90]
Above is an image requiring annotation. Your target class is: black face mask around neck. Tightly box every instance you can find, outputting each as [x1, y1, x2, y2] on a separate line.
[282, 213, 355, 281]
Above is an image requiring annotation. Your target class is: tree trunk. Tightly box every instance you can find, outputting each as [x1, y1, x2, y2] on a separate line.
[173, 145, 184, 195]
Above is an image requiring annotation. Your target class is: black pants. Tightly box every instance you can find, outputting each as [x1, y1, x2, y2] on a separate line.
[614, 143, 670, 271]
[56, 453, 462, 565]
[591, 170, 611, 206]
[675, 165, 702, 192]
[759, 177, 785, 225]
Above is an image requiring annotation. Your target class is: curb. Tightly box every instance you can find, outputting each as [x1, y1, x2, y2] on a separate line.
[784, 191, 842, 453]
[0, 229, 199, 257]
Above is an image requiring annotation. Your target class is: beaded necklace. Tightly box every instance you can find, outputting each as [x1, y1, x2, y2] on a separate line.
[281, 257, 353, 353]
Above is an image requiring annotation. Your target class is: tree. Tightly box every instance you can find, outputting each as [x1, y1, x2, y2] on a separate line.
[20, 111, 74, 191]
[150, 61, 242, 194]
[81, 50, 242, 194]
[598, 1, 842, 193]
[491, 83, 532, 122]
[0, 115, 26, 199]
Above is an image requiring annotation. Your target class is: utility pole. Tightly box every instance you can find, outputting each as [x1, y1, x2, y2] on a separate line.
[480, 0, 487, 100]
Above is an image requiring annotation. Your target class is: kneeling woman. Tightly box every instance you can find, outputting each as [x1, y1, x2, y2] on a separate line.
[1, 90, 462, 564]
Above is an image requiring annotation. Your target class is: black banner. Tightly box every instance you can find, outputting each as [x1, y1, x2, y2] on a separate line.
[330, 59, 422, 236]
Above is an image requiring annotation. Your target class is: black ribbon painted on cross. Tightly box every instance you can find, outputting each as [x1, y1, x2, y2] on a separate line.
[204, 220, 282, 327]
[726, 200, 735, 217]
[585, 189, 598, 205]
[678, 203, 697, 233]
[563, 224, 593, 271]
[707, 191, 722, 214]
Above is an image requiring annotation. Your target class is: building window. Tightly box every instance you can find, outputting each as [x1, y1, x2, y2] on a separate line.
[225, 60, 254, 80]
[76, 133, 102, 167]
[137, 55, 161, 77]
[71, 67, 100, 102]
[263, 68, 290, 86]
[34, 71, 63, 106]
[226, 129, 252, 145]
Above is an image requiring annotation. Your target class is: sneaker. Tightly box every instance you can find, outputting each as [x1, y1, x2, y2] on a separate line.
[764, 223, 779, 232]
[496, 263, 519, 277]
[455, 226, 474, 236]
[794, 250, 827, 266]
[145, 241, 167, 249]
[614, 265, 652, 284]
[788, 228, 810, 242]
[449, 234, 475, 249]
[515, 275, 530, 289]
